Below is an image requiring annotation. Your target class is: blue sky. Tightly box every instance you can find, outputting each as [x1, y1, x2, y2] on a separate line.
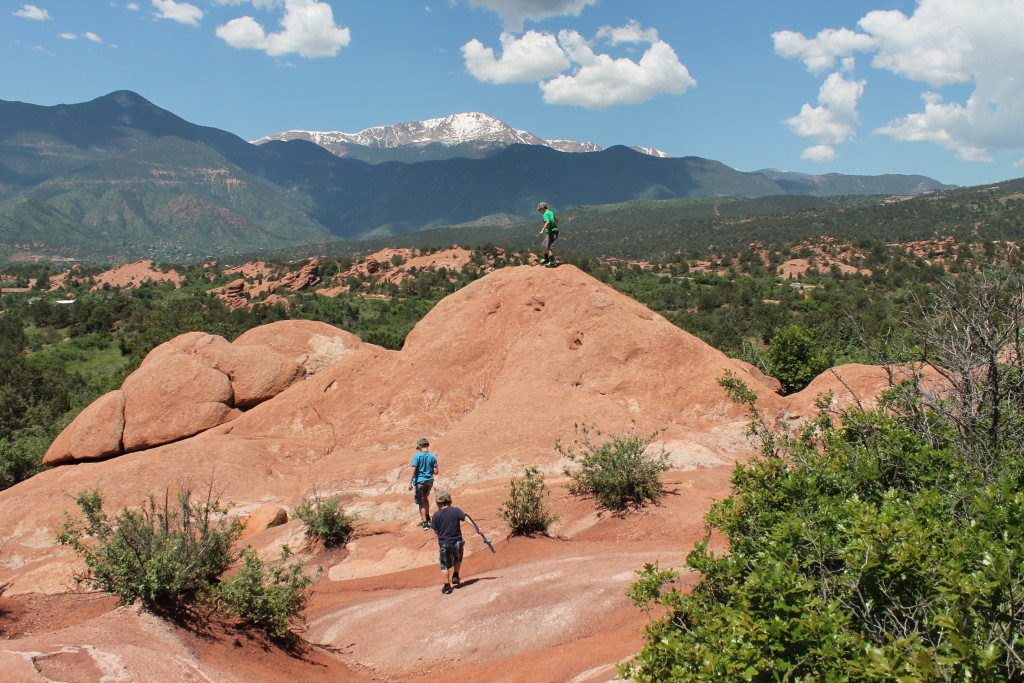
[4, 0, 1023, 187]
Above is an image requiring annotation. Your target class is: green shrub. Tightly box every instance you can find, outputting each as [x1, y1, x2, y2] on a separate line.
[58, 487, 322, 643]
[498, 466, 558, 536]
[624, 374, 1024, 681]
[0, 433, 47, 491]
[216, 546, 315, 642]
[294, 494, 358, 547]
[558, 424, 670, 510]
[57, 488, 242, 613]
[766, 323, 834, 394]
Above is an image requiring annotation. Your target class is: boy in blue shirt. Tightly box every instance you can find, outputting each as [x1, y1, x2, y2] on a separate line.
[405, 437, 438, 529]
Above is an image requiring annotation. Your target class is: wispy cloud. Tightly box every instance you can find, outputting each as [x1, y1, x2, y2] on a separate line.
[13, 4, 52, 21]
[463, 0, 597, 33]
[151, 0, 203, 27]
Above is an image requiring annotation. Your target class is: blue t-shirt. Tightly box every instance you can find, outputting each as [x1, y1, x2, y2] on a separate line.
[410, 451, 437, 483]
[432, 506, 466, 544]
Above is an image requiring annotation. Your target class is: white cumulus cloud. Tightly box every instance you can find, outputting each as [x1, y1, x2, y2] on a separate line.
[463, 21, 694, 109]
[776, 0, 1024, 164]
[462, 30, 570, 83]
[464, 0, 597, 32]
[801, 145, 838, 163]
[151, 0, 203, 26]
[772, 27, 876, 75]
[542, 34, 695, 109]
[13, 4, 51, 20]
[216, 0, 350, 58]
[784, 71, 865, 145]
[84, 32, 102, 42]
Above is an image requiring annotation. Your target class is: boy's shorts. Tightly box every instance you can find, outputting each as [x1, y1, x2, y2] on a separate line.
[438, 540, 465, 570]
[542, 231, 558, 250]
[414, 480, 433, 505]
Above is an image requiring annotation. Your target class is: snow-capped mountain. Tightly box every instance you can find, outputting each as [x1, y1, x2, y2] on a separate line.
[251, 112, 668, 163]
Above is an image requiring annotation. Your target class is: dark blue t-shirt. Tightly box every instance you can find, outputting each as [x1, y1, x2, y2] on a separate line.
[432, 506, 466, 544]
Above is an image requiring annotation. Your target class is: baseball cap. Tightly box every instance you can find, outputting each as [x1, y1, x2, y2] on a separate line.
[435, 490, 452, 504]
[416, 437, 429, 447]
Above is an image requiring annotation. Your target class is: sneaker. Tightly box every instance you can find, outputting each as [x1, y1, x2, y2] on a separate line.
[537, 257, 548, 265]
[452, 573, 461, 587]
[441, 583, 453, 594]
[421, 520, 431, 530]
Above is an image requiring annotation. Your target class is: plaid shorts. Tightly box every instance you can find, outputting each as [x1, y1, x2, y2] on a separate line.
[414, 480, 433, 505]
[438, 540, 465, 570]
[542, 231, 558, 250]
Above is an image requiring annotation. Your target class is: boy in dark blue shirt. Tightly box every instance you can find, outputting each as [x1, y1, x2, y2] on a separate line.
[431, 489, 484, 594]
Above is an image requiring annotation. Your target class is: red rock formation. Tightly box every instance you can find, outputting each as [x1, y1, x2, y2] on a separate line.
[218, 278, 248, 310]
[279, 259, 321, 291]
[1, 265, 915, 681]
[42, 391, 125, 465]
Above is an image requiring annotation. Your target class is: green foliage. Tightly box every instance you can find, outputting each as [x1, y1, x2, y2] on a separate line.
[0, 432, 48, 490]
[625, 372, 1024, 682]
[56, 488, 242, 613]
[765, 323, 835, 394]
[215, 547, 315, 642]
[58, 487, 318, 642]
[558, 424, 670, 510]
[294, 494, 358, 547]
[498, 466, 558, 536]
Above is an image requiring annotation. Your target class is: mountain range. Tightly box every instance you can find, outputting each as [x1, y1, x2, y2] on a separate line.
[0, 91, 954, 262]
[250, 111, 669, 164]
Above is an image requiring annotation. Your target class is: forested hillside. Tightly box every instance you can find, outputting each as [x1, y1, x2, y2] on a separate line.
[258, 177, 1024, 263]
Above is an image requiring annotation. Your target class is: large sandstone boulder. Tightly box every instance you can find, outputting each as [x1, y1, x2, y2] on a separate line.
[42, 390, 125, 466]
[233, 319, 363, 376]
[191, 339, 303, 409]
[44, 322, 340, 461]
[121, 353, 236, 452]
[786, 362, 948, 418]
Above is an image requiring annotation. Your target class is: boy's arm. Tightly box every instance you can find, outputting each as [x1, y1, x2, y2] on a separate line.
[464, 513, 496, 553]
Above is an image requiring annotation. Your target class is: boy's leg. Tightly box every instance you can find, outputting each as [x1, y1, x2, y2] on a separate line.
[452, 559, 462, 586]
[440, 545, 455, 593]
[416, 481, 433, 526]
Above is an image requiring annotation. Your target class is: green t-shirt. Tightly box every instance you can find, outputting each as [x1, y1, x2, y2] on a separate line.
[542, 209, 558, 233]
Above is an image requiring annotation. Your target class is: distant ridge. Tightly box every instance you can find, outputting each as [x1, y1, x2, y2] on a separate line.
[251, 111, 670, 164]
[0, 90, 958, 261]
[756, 168, 953, 197]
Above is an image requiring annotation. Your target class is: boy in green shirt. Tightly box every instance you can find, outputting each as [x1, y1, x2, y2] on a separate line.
[537, 202, 558, 266]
